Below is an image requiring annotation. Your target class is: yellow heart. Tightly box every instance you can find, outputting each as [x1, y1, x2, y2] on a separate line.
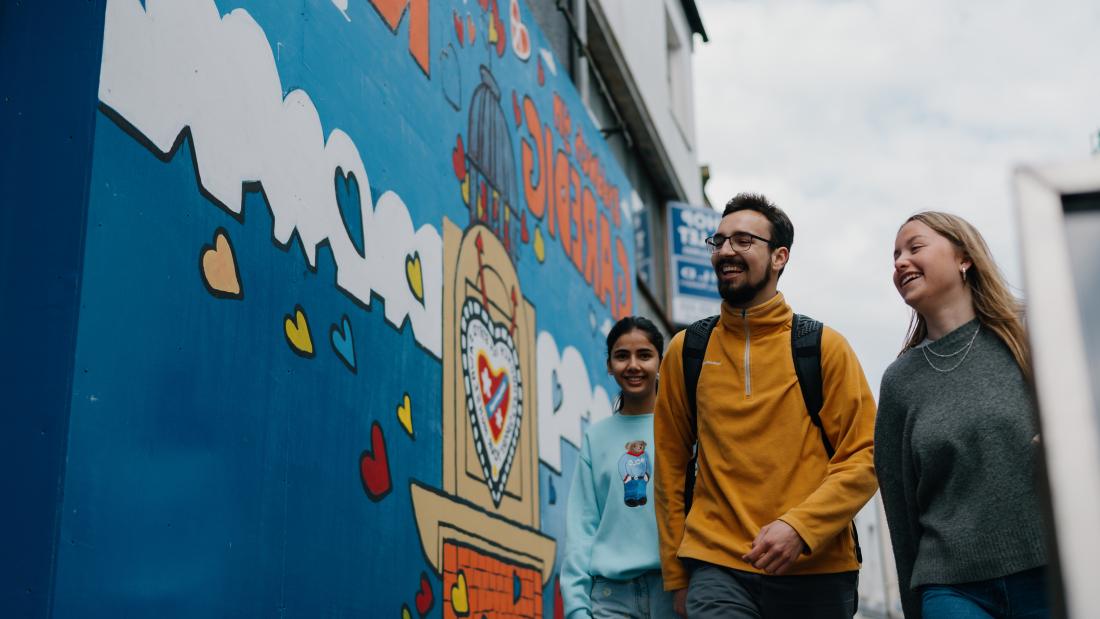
[201, 228, 242, 298]
[284, 307, 314, 356]
[533, 226, 545, 263]
[461, 175, 470, 205]
[488, 14, 498, 44]
[400, 604, 411, 619]
[451, 571, 470, 615]
[405, 252, 424, 303]
[397, 394, 413, 436]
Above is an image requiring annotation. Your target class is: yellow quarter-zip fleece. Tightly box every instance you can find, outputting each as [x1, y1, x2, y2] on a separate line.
[654, 293, 877, 590]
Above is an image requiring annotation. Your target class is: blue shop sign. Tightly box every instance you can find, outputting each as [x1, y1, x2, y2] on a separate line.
[667, 201, 722, 325]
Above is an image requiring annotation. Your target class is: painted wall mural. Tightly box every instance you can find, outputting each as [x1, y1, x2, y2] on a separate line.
[57, 0, 635, 615]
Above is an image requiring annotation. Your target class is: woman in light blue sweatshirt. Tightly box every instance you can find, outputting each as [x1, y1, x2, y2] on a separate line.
[561, 316, 673, 618]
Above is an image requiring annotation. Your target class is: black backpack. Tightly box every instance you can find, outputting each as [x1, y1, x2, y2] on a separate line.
[680, 313, 861, 562]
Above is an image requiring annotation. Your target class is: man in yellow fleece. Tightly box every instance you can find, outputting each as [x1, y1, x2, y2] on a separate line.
[654, 193, 877, 618]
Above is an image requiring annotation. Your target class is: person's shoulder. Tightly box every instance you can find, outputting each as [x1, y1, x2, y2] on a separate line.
[659, 329, 688, 377]
[666, 328, 687, 354]
[879, 349, 920, 396]
[975, 326, 1020, 365]
[586, 413, 629, 441]
[586, 414, 615, 437]
[819, 324, 850, 349]
[815, 324, 861, 366]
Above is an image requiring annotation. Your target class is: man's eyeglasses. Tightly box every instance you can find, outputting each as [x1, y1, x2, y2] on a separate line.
[704, 232, 775, 253]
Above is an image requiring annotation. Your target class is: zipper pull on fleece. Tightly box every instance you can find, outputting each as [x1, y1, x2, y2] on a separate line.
[742, 308, 752, 397]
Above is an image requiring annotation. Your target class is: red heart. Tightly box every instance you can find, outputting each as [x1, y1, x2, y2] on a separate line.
[553, 575, 564, 619]
[453, 10, 465, 46]
[477, 353, 511, 442]
[358, 421, 391, 501]
[415, 572, 434, 616]
[520, 212, 529, 243]
[517, 28, 530, 58]
[512, 90, 521, 127]
[452, 134, 466, 181]
[495, 16, 506, 57]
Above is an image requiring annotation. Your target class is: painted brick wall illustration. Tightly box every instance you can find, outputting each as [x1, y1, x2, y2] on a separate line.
[443, 542, 542, 618]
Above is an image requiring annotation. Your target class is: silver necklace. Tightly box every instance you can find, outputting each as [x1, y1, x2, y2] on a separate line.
[922, 323, 981, 373]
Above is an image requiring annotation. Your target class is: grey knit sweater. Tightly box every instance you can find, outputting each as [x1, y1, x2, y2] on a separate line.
[875, 319, 1047, 618]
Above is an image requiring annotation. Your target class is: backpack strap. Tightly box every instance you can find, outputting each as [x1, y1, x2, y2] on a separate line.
[681, 314, 718, 513]
[791, 313, 831, 455]
[791, 313, 863, 563]
[683, 315, 720, 426]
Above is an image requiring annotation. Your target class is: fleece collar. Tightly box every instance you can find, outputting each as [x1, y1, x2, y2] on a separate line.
[718, 291, 794, 337]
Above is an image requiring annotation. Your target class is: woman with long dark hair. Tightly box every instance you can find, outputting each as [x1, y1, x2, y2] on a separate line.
[561, 316, 672, 618]
[877, 212, 1048, 618]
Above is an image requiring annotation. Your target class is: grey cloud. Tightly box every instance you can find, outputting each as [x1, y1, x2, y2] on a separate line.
[694, 0, 1100, 391]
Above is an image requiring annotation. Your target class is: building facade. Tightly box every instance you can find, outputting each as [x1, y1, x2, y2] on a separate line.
[3, 0, 707, 616]
[526, 0, 710, 337]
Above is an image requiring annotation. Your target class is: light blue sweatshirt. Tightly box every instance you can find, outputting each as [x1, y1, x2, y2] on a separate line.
[561, 413, 662, 618]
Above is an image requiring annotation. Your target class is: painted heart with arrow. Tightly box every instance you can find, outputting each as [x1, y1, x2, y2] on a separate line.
[460, 297, 524, 506]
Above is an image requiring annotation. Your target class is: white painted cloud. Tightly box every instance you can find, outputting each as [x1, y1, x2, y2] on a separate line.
[99, 0, 443, 356]
[330, 0, 350, 22]
[539, 48, 558, 76]
[694, 0, 1100, 392]
[537, 331, 613, 472]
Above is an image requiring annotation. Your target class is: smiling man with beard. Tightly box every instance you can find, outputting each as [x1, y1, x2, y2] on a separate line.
[653, 194, 878, 618]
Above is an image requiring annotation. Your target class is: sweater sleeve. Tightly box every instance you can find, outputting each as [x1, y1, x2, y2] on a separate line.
[777, 328, 879, 553]
[561, 435, 598, 618]
[875, 370, 924, 619]
[653, 331, 696, 590]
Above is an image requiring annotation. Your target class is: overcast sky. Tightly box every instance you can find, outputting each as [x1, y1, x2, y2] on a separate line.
[692, 0, 1100, 392]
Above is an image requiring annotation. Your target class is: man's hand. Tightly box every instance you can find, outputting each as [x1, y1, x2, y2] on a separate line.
[673, 588, 688, 616]
[742, 520, 807, 575]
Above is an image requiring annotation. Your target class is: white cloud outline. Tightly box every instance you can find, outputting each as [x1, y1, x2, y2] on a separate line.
[99, 0, 443, 356]
[537, 330, 613, 473]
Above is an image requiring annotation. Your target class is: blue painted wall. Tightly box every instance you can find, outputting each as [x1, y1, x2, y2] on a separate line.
[13, 0, 641, 616]
[0, 2, 106, 617]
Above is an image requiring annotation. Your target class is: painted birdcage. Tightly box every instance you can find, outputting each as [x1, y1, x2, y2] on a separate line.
[466, 66, 520, 257]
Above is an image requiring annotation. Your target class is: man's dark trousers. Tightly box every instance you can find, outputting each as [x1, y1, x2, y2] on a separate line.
[686, 562, 858, 619]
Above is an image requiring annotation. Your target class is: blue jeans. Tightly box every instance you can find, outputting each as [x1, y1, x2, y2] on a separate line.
[590, 571, 674, 618]
[921, 566, 1049, 618]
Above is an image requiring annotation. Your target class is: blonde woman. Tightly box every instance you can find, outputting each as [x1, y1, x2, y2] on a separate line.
[876, 212, 1048, 618]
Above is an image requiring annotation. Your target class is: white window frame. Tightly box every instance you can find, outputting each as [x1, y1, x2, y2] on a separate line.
[1015, 158, 1100, 618]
